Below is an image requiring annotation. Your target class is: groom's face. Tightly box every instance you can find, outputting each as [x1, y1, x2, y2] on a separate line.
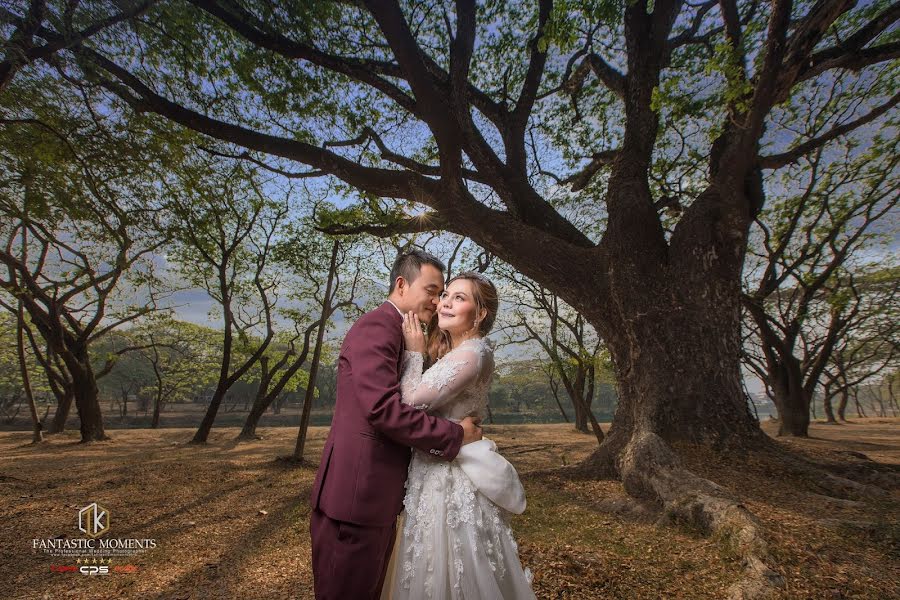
[399, 264, 444, 322]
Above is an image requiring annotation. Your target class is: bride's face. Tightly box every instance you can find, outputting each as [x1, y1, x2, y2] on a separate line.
[437, 279, 481, 335]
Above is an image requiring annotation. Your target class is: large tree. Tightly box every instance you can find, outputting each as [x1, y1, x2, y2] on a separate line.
[18, 0, 898, 593]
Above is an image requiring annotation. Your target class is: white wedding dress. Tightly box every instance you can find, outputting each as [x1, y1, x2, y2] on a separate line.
[382, 337, 536, 600]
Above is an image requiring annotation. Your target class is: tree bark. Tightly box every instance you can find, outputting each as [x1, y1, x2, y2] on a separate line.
[192, 272, 236, 443]
[193, 384, 227, 443]
[64, 351, 108, 442]
[770, 362, 811, 437]
[548, 378, 570, 422]
[151, 380, 163, 429]
[596, 315, 763, 465]
[852, 389, 866, 418]
[572, 373, 589, 433]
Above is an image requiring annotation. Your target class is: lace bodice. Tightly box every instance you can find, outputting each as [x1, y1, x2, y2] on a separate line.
[400, 337, 495, 422]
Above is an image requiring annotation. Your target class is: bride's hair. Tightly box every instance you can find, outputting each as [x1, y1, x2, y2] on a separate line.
[425, 271, 499, 364]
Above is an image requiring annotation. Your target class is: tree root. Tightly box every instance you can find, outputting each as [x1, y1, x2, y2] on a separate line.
[816, 472, 890, 499]
[617, 431, 785, 600]
[764, 445, 896, 498]
[807, 492, 866, 510]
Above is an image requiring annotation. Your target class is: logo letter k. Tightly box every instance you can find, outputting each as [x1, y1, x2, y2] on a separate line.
[93, 507, 106, 532]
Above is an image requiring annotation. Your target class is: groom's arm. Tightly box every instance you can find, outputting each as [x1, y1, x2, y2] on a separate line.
[350, 312, 463, 461]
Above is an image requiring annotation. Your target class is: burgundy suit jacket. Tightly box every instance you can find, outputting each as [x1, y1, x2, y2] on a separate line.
[310, 301, 464, 526]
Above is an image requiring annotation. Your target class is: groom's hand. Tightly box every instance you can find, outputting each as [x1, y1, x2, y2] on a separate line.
[460, 416, 483, 445]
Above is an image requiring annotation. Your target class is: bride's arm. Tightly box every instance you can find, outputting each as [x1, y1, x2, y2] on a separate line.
[400, 350, 425, 407]
[402, 348, 485, 413]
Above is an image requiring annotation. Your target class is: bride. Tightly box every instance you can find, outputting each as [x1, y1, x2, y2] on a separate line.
[382, 271, 536, 600]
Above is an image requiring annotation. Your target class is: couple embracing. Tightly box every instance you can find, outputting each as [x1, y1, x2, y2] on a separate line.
[309, 250, 535, 599]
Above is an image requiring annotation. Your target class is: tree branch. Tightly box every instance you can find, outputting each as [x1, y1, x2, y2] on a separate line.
[564, 149, 620, 191]
[586, 53, 626, 99]
[316, 212, 458, 237]
[187, 0, 419, 115]
[759, 91, 900, 170]
[799, 41, 900, 84]
[76, 46, 427, 200]
[0, 0, 157, 91]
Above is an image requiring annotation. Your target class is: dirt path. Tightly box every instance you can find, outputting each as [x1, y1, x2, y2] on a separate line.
[1, 419, 897, 599]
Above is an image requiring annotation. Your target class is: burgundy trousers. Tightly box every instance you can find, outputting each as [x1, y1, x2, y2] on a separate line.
[310, 508, 397, 600]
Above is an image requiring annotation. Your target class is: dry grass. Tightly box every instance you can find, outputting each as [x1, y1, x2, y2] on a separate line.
[0, 418, 897, 599]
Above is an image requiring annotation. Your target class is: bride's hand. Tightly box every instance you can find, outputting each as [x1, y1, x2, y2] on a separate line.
[402, 311, 426, 353]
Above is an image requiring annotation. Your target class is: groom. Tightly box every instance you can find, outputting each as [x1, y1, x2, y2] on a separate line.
[309, 249, 483, 599]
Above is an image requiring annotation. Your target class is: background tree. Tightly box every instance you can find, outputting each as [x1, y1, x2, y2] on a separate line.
[0, 70, 171, 441]
[167, 157, 287, 444]
[742, 134, 897, 436]
[239, 225, 365, 441]
[128, 317, 219, 428]
[292, 239, 340, 462]
[821, 266, 899, 421]
[499, 268, 608, 442]
[97, 344, 151, 421]
[0, 308, 49, 434]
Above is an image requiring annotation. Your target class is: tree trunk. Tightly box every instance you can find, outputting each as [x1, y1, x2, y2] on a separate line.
[240, 387, 271, 439]
[48, 386, 73, 434]
[852, 389, 866, 418]
[571, 373, 589, 433]
[567, 373, 604, 446]
[294, 240, 339, 462]
[193, 385, 227, 443]
[770, 362, 811, 437]
[872, 389, 886, 417]
[576, 202, 767, 467]
[16, 301, 43, 443]
[66, 356, 108, 442]
[595, 322, 762, 464]
[588, 321, 761, 466]
[151, 394, 162, 429]
[837, 389, 849, 421]
[823, 392, 837, 423]
[151, 378, 163, 429]
[548, 378, 569, 423]
[239, 357, 273, 439]
[573, 236, 781, 595]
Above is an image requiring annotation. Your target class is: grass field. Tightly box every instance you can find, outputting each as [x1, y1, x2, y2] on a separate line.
[1, 418, 897, 599]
